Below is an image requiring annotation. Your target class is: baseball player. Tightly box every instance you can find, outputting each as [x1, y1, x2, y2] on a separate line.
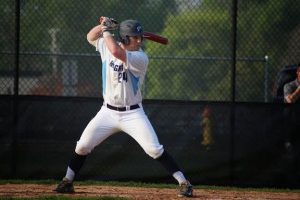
[54, 17, 193, 197]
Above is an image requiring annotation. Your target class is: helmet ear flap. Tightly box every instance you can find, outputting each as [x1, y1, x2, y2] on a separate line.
[124, 36, 130, 45]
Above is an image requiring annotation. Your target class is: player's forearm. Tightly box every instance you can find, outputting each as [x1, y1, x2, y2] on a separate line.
[289, 87, 300, 103]
[103, 32, 126, 62]
[87, 25, 103, 45]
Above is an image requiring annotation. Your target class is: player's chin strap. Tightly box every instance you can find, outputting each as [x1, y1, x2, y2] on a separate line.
[156, 151, 181, 175]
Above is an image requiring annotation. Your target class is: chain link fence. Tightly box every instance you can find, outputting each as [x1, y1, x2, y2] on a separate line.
[2, 0, 300, 102]
[1, 0, 300, 187]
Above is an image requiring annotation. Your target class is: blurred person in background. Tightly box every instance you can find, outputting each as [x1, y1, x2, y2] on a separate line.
[282, 64, 300, 183]
[283, 65, 300, 151]
[284, 65, 300, 104]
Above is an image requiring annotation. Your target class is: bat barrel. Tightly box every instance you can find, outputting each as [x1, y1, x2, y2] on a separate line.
[143, 31, 168, 45]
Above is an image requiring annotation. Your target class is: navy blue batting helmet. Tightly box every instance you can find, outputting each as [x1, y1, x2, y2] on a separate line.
[119, 19, 143, 44]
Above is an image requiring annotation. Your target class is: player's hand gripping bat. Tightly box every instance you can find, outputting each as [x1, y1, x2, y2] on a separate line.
[99, 17, 119, 30]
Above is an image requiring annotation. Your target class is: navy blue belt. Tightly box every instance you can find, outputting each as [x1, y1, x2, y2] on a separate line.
[106, 104, 140, 111]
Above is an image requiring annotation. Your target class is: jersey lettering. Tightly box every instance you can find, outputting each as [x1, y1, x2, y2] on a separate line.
[110, 61, 123, 72]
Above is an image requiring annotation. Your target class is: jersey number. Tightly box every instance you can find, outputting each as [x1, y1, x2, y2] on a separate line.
[118, 72, 128, 83]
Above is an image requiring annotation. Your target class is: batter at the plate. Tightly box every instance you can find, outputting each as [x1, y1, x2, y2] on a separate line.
[54, 17, 193, 198]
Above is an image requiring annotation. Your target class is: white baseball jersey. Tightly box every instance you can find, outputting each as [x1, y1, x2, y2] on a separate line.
[96, 38, 148, 106]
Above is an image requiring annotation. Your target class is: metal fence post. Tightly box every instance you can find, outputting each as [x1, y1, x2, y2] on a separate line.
[230, 0, 238, 184]
[264, 55, 269, 102]
[11, 0, 21, 178]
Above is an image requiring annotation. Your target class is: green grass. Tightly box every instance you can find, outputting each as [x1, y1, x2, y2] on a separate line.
[0, 179, 178, 189]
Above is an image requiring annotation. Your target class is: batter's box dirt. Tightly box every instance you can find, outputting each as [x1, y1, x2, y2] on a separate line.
[0, 184, 299, 200]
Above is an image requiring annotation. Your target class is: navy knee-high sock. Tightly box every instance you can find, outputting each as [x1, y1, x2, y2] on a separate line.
[69, 153, 87, 174]
[156, 151, 180, 175]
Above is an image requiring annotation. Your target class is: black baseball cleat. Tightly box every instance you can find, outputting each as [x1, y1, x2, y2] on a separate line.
[54, 178, 75, 193]
[178, 181, 193, 197]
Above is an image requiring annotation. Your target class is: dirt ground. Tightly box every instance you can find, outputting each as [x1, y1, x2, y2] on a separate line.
[0, 184, 299, 200]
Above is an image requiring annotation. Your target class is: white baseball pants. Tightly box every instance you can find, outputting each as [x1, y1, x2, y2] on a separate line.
[75, 105, 164, 159]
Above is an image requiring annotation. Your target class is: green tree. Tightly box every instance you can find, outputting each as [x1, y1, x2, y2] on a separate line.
[145, 3, 232, 101]
[236, 0, 300, 101]
[0, 0, 16, 71]
[0, 0, 176, 94]
[144, 0, 300, 102]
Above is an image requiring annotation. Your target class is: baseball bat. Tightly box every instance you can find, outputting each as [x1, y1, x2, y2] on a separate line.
[143, 31, 169, 45]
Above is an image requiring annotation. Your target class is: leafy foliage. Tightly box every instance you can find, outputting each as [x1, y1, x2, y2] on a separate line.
[1, 0, 300, 101]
